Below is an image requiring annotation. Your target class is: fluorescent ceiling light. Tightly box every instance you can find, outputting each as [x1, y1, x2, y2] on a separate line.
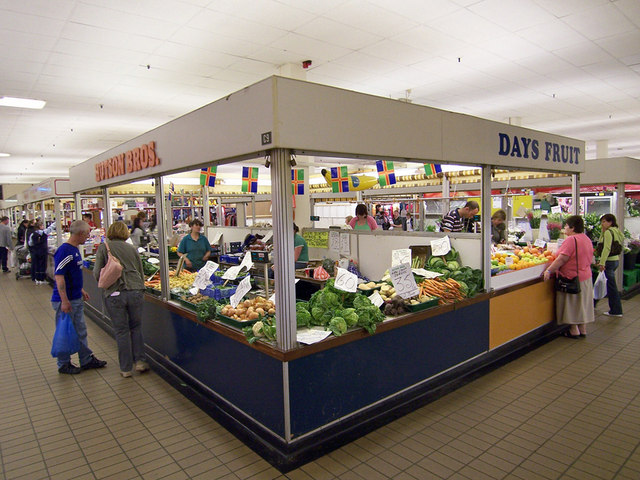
[0, 96, 46, 109]
[0, 153, 10, 157]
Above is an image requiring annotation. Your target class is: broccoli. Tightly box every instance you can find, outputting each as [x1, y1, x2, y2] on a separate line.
[328, 317, 347, 336]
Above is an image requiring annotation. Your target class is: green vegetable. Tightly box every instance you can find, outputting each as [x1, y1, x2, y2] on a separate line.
[342, 308, 359, 327]
[243, 317, 277, 344]
[328, 317, 347, 336]
[196, 298, 219, 323]
[446, 260, 460, 271]
[296, 309, 312, 327]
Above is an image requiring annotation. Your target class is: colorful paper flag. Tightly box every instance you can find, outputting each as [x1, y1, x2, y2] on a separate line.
[424, 163, 442, 176]
[291, 169, 305, 195]
[330, 166, 349, 193]
[242, 166, 259, 193]
[376, 160, 396, 187]
[200, 166, 217, 187]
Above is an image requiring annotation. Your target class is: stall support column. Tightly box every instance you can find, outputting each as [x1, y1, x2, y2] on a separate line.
[155, 176, 171, 301]
[571, 174, 580, 215]
[443, 174, 450, 215]
[203, 185, 210, 237]
[616, 182, 625, 294]
[481, 166, 492, 291]
[103, 188, 113, 231]
[54, 199, 62, 247]
[74, 193, 81, 224]
[270, 148, 296, 350]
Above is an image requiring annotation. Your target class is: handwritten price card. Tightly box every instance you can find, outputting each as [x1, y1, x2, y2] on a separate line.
[334, 267, 358, 293]
[389, 263, 419, 299]
[230, 276, 252, 308]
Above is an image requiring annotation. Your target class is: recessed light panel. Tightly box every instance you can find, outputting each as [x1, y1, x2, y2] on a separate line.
[0, 96, 46, 109]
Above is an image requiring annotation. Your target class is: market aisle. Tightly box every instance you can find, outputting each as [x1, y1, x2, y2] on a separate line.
[1, 270, 640, 480]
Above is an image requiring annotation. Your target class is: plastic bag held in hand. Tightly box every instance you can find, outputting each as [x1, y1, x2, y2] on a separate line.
[593, 270, 607, 300]
[313, 266, 330, 280]
[50, 313, 81, 357]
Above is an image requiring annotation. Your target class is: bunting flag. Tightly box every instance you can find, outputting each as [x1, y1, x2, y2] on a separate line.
[424, 163, 442, 176]
[330, 166, 350, 193]
[376, 160, 396, 187]
[291, 169, 305, 195]
[200, 166, 217, 187]
[242, 166, 259, 193]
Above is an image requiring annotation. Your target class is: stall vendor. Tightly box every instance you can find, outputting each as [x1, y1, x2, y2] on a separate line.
[491, 209, 507, 244]
[440, 201, 479, 233]
[177, 219, 211, 271]
[293, 223, 308, 269]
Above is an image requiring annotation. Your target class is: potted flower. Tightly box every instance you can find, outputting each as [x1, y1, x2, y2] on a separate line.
[547, 222, 563, 240]
[624, 240, 640, 270]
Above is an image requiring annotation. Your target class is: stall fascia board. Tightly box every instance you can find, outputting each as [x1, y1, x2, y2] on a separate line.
[580, 157, 640, 185]
[18, 178, 71, 204]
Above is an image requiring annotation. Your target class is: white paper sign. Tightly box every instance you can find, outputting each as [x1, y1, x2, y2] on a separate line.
[368, 290, 385, 308]
[339, 233, 350, 256]
[551, 205, 562, 214]
[230, 276, 252, 308]
[329, 231, 340, 253]
[430, 237, 451, 257]
[222, 265, 243, 280]
[193, 261, 219, 289]
[189, 287, 199, 295]
[389, 263, 419, 299]
[239, 253, 254, 271]
[334, 267, 358, 293]
[297, 327, 333, 345]
[391, 248, 412, 267]
[261, 231, 273, 243]
[534, 238, 547, 248]
[209, 232, 223, 245]
[268, 293, 276, 304]
[412, 268, 443, 279]
[147, 257, 159, 264]
[505, 256, 514, 266]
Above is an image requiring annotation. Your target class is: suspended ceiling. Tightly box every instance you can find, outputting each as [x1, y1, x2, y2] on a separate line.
[1, 0, 639, 185]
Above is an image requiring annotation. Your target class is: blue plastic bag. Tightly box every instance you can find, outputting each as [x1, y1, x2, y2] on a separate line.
[51, 313, 81, 357]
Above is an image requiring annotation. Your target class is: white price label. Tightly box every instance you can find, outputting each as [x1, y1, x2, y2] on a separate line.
[334, 267, 358, 293]
[339, 232, 350, 255]
[222, 265, 242, 280]
[239, 253, 253, 271]
[389, 263, 419, 299]
[329, 231, 340, 253]
[194, 261, 219, 288]
[534, 238, 547, 248]
[368, 290, 385, 308]
[189, 287, 199, 295]
[230, 276, 252, 308]
[147, 257, 159, 264]
[268, 293, 276, 304]
[551, 205, 562, 214]
[430, 236, 451, 257]
[391, 248, 412, 266]
[505, 256, 514, 266]
[412, 268, 443, 279]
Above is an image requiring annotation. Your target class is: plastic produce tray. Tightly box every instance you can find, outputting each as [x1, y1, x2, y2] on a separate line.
[216, 312, 259, 329]
[201, 286, 237, 300]
[406, 297, 439, 312]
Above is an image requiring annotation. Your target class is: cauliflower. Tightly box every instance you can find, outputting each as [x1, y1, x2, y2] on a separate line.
[252, 321, 265, 337]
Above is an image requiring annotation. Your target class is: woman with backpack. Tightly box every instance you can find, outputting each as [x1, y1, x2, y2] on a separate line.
[595, 214, 624, 317]
[29, 219, 54, 284]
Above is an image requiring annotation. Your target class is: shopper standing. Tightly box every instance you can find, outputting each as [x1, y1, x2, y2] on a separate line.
[543, 215, 595, 338]
[0, 216, 13, 273]
[16, 219, 28, 246]
[29, 219, 54, 284]
[52, 220, 107, 374]
[349, 204, 378, 231]
[491, 209, 508, 244]
[595, 214, 624, 317]
[93, 221, 148, 378]
[25, 220, 37, 281]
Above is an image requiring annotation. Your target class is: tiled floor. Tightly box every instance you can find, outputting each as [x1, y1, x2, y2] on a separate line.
[1, 272, 640, 480]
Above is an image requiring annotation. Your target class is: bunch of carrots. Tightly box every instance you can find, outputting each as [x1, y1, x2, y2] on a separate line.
[418, 278, 465, 305]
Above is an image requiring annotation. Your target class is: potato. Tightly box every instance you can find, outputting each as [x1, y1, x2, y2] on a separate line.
[358, 284, 368, 290]
[256, 307, 265, 315]
[268, 308, 276, 315]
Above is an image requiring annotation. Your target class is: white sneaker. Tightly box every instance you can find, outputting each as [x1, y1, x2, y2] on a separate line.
[603, 312, 622, 317]
[120, 371, 132, 378]
[135, 361, 149, 373]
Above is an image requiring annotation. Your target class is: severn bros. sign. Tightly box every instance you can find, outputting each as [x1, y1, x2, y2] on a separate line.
[94, 141, 161, 182]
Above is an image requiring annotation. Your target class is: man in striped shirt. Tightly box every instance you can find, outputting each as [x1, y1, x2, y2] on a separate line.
[440, 201, 480, 233]
[51, 220, 107, 374]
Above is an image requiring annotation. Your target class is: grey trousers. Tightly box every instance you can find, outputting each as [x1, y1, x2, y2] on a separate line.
[104, 290, 146, 372]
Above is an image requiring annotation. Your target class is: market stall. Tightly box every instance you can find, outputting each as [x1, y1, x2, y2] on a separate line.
[69, 76, 584, 471]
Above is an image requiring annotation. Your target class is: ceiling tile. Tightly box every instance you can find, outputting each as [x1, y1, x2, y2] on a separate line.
[427, 8, 509, 43]
[469, 0, 557, 32]
[562, 3, 636, 40]
[323, 0, 419, 37]
[267, 32, 353, 63]
[206, 0, 316, 31]
[294, 16, 383, 51]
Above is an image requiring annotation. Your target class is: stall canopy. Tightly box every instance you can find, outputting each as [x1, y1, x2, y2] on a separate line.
[69, 76, 585, 193]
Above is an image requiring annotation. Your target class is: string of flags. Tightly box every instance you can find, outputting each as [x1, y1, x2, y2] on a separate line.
[376, 160, 396, 187]
[242, 166, 259, 193]
[291, 169, 304, 195]
[199, 166, 217, 187]
[330, 166, 350, 193]
[424, 163, 442, 176]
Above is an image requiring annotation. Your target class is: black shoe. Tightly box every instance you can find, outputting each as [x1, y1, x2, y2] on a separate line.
[81, 355, 107, 370]
[2, 269, 9, 273]
[58, 363, 82, 374]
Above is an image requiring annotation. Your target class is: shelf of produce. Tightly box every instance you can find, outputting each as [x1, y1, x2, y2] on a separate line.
[491, 263, 547, 290]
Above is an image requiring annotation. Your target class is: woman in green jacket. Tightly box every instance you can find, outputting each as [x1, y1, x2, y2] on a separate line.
[596, 214, 624, 317]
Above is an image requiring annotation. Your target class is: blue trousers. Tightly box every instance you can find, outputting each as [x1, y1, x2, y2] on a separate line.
[604, 260, 623, 315]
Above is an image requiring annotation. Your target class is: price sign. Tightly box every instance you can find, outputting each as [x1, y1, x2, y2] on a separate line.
[339, 232, 350, 255]
[189, 287, 199, 295]
[412, 268, 442, 279]
[222, 265, 242, 280]
[230, 276, 252, 308]
[551, 205, 562, 214]
[147, 257, 159, 264]
[368, 290, 384, 308]
[302, 230, 329, 248]
[391, 248, 412, 266]
[268, 293, 276, 304]
[505, 256, 514, 266]
[389, 263, 419, 299]
[430, 236, 451, 257]
[329, 230, 340, 252]
[239, 253, 253, 271]
[334, 267, 358, 293]
[534, 238, 547, 248]
[193, 261, 219, 289]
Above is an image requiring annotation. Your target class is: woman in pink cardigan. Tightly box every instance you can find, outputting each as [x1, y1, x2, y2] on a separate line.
[349, 204, 378, 231]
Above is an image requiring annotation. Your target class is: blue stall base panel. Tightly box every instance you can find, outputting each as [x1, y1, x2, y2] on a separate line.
[141, 301, 286, 437]
[288, 300, 489, 437]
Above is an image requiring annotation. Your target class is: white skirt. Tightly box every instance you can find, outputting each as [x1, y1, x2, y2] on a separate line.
[556, 278, 595, 325]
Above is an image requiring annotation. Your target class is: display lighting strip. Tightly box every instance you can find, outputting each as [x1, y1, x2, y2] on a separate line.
[0, 96, 46, 109]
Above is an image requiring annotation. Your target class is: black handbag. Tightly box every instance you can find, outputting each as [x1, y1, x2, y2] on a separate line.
[555, 237, 581, 294]
[594, 230, 622, 257]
